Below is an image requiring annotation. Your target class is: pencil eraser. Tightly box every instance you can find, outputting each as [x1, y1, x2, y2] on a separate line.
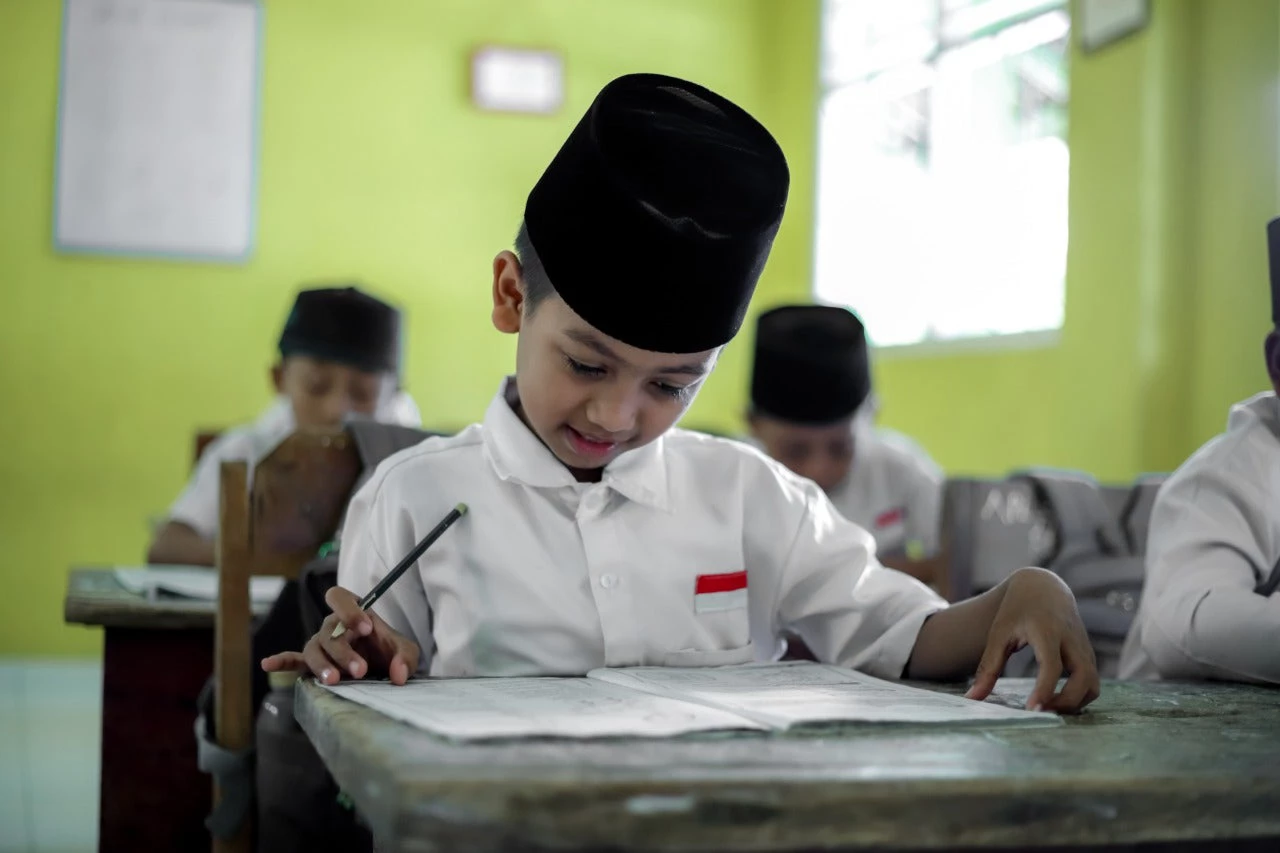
[456, 503, 469, 515]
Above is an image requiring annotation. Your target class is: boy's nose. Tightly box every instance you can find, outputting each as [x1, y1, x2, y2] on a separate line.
[585, 390, 639, 436]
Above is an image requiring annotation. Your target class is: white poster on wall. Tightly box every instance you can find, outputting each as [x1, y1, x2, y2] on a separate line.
[54, 0, 262, 261]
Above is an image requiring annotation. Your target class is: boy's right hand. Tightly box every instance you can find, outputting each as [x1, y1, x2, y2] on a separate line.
[261, 586, 420, 685]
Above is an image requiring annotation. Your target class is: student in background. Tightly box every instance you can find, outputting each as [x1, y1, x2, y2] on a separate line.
[147, 285, 421, 567]
[747, 305, 944, 586]
[265, 73, 1098, 713]
[1119, 220, 1280, 685]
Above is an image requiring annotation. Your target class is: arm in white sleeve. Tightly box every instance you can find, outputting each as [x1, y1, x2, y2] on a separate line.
[166, 431, 254, 540]
[1139, 469, 1280, 685]
[742, 455, 946, 680]
[337, 475, 436, 674]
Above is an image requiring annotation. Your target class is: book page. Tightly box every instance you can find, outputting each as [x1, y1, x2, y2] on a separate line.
[114, 566, 285, 604]
[589, 662, 1062, 730]
[323, 677, 767, 741]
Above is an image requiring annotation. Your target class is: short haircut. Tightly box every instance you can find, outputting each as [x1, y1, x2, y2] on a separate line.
[513, 221, 555, 316]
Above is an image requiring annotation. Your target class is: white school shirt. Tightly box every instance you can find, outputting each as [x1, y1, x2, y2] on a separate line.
[338, 380, 947, 680]
[826, 426, 945, 559]
[167, 391, 423, 539]
[1119, 392, 1280, 684]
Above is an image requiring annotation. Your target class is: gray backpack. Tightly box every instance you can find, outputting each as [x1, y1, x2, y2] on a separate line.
[1008, 469, 1151, 678]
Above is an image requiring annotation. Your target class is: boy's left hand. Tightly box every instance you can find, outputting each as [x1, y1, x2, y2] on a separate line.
[965, 568, 1100, 714]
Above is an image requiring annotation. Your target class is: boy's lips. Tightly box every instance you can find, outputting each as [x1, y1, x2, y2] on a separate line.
[564, 425, 621, 458]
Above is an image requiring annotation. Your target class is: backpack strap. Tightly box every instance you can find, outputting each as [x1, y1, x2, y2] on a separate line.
[299, 554, 342, 637]
[1014, 469, 1130, 567]
[1256, 556, 1280, 597]
[194, 688, 254, 839]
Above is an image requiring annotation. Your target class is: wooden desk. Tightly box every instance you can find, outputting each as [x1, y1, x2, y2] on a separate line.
[297, 678, 1280, 852]
[64, 568, 270, 853]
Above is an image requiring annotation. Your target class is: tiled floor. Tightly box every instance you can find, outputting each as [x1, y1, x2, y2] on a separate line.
[0, 660, 102, 853]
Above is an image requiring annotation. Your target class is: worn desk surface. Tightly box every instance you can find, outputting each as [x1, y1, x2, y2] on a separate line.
[64, 567, 271, 852]
[297, 677, 1280, 852]
[64, 566, 270, 628]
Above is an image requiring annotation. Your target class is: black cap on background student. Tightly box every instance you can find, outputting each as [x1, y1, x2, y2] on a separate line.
[279, 286, 402, 375]
[751, 305, 871, 425]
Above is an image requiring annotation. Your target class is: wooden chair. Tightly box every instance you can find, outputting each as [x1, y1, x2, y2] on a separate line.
[213, 429, 361, 853]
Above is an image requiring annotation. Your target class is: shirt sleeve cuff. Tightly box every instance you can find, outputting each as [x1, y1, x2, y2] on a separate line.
[858, 600, 948, 681]
[166, 504, 217, 540]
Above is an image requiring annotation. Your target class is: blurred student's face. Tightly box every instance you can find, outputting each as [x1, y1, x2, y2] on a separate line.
[490, 251, 717, 482]
[749, 414, 855, 493]
[271, 356, 381, 430]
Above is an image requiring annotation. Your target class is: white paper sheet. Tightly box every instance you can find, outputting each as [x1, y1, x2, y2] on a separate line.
[589, 662, 1062, 729]
[114, 566, 285, 605]
[323, 677, 767, 741]
[55, 0, 261, 259]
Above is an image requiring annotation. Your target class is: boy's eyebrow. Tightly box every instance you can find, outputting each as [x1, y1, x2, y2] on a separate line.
[564, 329, 711, 378]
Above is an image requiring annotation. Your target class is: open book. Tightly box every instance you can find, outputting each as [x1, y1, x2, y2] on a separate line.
[323, 662, 1061, 741]
[114, 566, 286, 605]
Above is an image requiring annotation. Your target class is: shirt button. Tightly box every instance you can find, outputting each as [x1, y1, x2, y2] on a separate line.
[600, 573, 618, 590]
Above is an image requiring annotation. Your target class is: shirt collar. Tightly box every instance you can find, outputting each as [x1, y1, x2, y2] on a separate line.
[481, 378, 671, 511]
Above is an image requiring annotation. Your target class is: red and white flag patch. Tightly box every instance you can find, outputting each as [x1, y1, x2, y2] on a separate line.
[875, 506, 907, 529]
[694, 571, 747, 613]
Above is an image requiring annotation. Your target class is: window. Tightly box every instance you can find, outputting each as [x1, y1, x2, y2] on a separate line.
[815, 0, 1070, 348]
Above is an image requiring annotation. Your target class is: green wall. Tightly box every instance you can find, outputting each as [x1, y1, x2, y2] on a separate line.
[0, 0, 814, 656]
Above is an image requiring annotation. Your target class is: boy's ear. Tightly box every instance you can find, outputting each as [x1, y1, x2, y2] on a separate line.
[492, 251, 525, 335]
[270, 362, 285, 394]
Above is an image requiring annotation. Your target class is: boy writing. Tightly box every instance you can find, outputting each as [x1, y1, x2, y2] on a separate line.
[265, 74, 1098, 713]
[148, 285, 419, 566]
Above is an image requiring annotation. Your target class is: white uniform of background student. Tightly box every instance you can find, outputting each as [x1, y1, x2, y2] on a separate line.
[748, 306, 944, 576]
[1119, 393, 1280, 683]
[149, 286, 421, 566]
[1119, 219, 1280, 685]
[168, 389, 421, 540]
[829, 422, 944, 558]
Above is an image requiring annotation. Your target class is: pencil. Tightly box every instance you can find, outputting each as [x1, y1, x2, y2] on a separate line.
[330, 502, 468, 640]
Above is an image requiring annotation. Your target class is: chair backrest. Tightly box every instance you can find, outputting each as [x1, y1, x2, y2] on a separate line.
[1100, 484, 1130, 526]
[941, 478, 1057, 601]
[214, 429, 360, 853]
[1120, 474, 1167, 555]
